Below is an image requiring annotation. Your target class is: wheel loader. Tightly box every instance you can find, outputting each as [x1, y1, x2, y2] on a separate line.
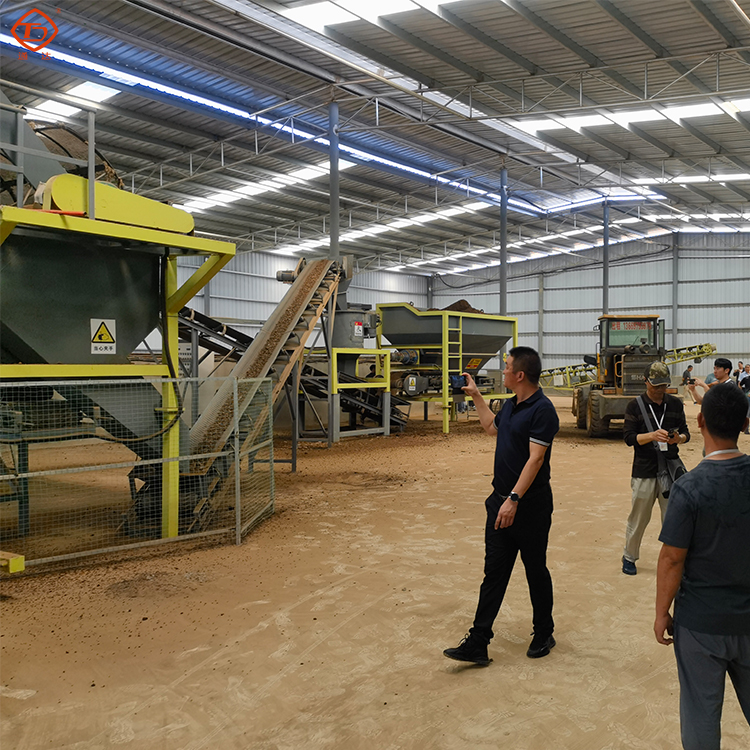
[572, 315, 686, 438]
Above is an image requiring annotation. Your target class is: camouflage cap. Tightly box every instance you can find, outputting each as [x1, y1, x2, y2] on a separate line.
[644, 361, 671, 385]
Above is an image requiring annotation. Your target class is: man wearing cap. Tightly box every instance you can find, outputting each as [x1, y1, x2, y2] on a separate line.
[621, 362, 690, 576]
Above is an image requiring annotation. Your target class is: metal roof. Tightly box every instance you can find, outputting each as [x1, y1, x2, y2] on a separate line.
[3, 0, 750, 276]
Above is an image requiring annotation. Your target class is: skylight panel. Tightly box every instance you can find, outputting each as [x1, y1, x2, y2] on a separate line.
[436, 207, 468, 217]
[36, 100, 80, 117]
[233, 184, 267, 197]
[341, 231, 367, 241]
[676, 176, 710, 183]
[664, 103, 722, 120]
[511, 118, 566, 133]
[290, 166, 327, 181]
[67, 81, 119, 103]
[464, 201, 491, 211]
[206, 191, 242, 203]
[335, 0, 419, 21]
[271, 174, 301, 185]
[562, 115, 611, 129]
[283, 2, 358, 32]
[416, 0, 456, 10]
[561, 228, 589, 237]
[24, 107, 66, 122]
[730, 97, 750, 112]
[411, 213, 440, 223]
[183, 199, 217, 211]
[388, 219, 415, 228]
[608, 110, 664, 127]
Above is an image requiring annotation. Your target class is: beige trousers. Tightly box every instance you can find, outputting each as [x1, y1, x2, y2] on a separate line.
[623, 477, 668, 563]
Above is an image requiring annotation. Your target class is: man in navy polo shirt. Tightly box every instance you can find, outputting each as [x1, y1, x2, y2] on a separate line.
[444, 346, 559, 666]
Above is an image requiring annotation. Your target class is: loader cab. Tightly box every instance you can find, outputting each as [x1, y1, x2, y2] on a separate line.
[594, 315, 664, 393]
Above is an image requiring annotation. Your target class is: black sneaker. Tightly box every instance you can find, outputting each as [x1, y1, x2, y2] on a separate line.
[526, 633, 556, 659]
[622, 557, 637, 576]
[443, 633, 492, 666]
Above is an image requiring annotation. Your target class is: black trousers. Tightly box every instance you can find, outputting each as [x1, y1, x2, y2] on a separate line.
[469, 488, 554, 644]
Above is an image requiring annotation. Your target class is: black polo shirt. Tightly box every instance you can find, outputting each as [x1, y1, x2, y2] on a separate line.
[492, 388, 559, 497]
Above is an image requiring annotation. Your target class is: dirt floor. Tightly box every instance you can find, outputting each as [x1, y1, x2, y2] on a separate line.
[2, 396, 750, 749]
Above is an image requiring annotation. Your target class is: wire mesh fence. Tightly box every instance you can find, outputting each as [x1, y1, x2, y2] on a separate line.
[0, 377, 274, 570]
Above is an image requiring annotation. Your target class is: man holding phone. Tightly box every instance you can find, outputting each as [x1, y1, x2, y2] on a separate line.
[622, 362, 690, 576]
[443, 347, 559, 665]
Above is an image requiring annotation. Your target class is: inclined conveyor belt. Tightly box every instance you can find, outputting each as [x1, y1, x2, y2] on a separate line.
[187, 258, 341, 474]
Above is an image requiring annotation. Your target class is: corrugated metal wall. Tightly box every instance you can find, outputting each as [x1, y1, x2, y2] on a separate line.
[432, 234, 750, 376]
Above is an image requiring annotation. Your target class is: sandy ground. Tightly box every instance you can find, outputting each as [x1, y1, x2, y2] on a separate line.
[2, 396, 750, 749]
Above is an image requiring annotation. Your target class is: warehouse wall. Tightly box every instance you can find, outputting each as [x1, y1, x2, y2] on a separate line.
[432, 233, 750, 377]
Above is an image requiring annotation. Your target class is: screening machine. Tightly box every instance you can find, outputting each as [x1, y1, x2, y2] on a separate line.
[0, 174, 346, 545]
[0, 174, 235, 540]
[376, 302, 517, 433]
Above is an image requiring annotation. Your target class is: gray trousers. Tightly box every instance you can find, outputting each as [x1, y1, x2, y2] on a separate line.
[674, 624, 750, 750]
[623, 477, 668, 563]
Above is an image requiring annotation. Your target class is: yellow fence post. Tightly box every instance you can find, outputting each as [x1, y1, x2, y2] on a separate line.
[441, 312, 451, 434]
[162, 256, 180, 539]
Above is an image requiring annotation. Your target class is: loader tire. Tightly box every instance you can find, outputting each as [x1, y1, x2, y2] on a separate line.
[586, 392, 609, 438]
[573, 389, 587, 429]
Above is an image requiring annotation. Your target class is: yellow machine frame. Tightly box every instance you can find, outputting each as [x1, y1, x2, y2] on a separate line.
[375, 304, 518, 434]
[330, 348, 391, 394]
[0, 204, 235, 542]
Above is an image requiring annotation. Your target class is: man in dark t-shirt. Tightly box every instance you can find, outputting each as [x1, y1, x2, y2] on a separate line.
[655, 384, 750, 750]
[443, 347, 559, 666]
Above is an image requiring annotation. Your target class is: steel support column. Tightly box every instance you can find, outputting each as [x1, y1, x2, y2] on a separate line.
[329, 101, 340, 261]
[500, 166, 508, 316]
[538, 274, 544, 358]
[87, 111, 96, 220]
[203, 281, 211, 318]
[602, 201, 610, 314]
[672, 232, 679, 348]
[191, 327, 200, 424]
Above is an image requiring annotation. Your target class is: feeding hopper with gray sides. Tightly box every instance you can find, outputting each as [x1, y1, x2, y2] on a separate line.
[377, 303, 515, 371]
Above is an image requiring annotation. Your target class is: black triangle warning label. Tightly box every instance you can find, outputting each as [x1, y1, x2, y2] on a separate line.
[92, 322, 115, 344]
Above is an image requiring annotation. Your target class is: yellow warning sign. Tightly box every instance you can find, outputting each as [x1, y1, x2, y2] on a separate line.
[91, 318, 116, 354]
[92, 322, 115, 344]
[465, 358, 483, 370]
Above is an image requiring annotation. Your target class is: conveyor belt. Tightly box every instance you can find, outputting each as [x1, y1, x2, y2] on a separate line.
[178, 306, 253, 359]
[299, 365, 409, 430]
[188, 258, 341, 473]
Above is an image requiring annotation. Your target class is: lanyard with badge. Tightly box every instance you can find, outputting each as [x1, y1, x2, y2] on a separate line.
[649, 403, 668, 451]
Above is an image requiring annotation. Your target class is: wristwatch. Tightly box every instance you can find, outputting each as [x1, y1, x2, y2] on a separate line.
[508, 491, 521, 503]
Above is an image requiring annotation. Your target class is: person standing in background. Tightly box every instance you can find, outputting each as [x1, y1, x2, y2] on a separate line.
[622, 362, 689, 576]
[682, 365, 695, 404]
